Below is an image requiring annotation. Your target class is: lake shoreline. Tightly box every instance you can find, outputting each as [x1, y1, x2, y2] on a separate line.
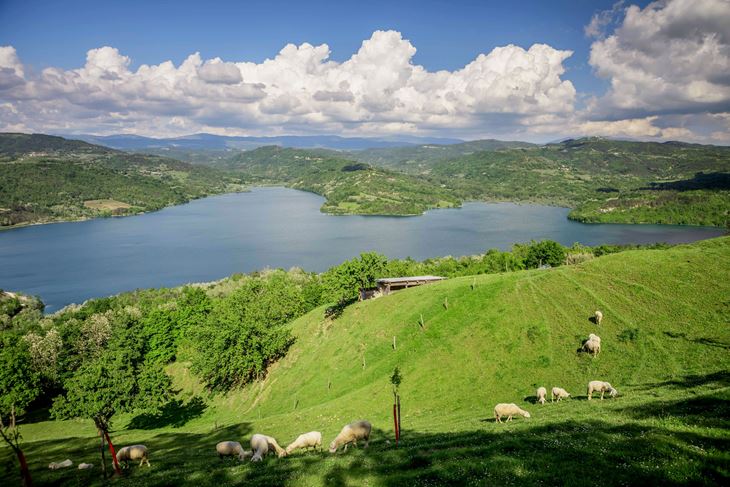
[2, 186, 727, 230]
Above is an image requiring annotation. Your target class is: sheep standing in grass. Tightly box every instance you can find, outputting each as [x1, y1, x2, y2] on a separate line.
[250, 434, 287, 462]
[536, 387, 547, 405]
[116, 445, 150, 468]
[581, 333, 602, 357]
[551, 387, 571, 402]
[587, 381, 618, 400]
[595, 310, 603, 325]
[285, 431, 322, 455]
[329, 420, 372, 453]
[494, 403, 531, 423]
[216, 441, 249, 461]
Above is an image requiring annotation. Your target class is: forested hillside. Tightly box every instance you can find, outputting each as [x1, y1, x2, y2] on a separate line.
[350, 137, 730, 226]
[222, 145, 459, 215]
[0, 133, 245, 227]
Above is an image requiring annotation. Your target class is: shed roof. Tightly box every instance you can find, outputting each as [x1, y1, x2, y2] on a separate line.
[376, 276, 445, 284]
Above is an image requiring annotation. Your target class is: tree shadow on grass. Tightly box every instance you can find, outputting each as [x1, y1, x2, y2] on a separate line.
[614, 392, 730, 430]
[127, 396, 207, 430]
[6, 417, 729, 487]
[663, 331, 730, 350]
[634, 370, 730, 391]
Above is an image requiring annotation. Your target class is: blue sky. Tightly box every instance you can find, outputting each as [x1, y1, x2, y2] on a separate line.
[0, 0, 728, 142]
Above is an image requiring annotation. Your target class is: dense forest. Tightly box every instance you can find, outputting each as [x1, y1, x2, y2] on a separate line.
[0, 133, 245, 227]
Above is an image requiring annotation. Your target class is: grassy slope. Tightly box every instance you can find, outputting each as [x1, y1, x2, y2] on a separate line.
[0, 134, 245, 227]
[3, 238, 730, 486]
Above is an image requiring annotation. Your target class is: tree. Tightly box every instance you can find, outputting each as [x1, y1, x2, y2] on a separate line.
[189, 278, 298, 391]
[1, 406, 32, 487]
[51, 348, 171, 478]
[322, 252, 388, 303]
[522, 240, 567, 269]
[0, 333, 41, 417]
[390, 367, 403, 446]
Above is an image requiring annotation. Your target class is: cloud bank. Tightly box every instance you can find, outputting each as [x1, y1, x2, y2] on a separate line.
[0, 1, 728, 143]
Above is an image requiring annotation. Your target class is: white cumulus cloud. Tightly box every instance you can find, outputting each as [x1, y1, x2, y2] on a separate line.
[0, 30, 576, 138]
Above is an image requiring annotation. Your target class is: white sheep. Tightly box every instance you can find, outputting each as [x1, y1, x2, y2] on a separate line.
[216, 441, 249, 461]
[587, 380, 618, 400]
[285, 431, 322, 455]
[493, 403, 531, 423]
[250, 434, 287, 462]
[551, 387, 571, 402]
[116, 445, 150, 468]
[536, 387, 547, 405]
[78, 463, 94, 470]
[48, 459, 73, 470]
[594, 310, 603, 325]
[329, 420, 372, 453]
[581, 334, 602, 357]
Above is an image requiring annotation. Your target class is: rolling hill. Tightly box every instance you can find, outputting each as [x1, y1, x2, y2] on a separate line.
[352, 137, 730, 226]
[4, 237, 729, 486]
[0, 133, 245, 227]
[221, 145, 460, 215]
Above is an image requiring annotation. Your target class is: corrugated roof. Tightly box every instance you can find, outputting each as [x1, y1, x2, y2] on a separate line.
[376, 276, 445, 284]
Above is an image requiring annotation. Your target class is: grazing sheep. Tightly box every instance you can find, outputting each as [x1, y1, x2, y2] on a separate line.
[494, 403, 531, 423]
[285, 431, 322, 455]
[587, 381, 618, 400]
[329, 420, 372, 453]
[116, 445, 150, 468]
[78, 463, 94, 470]
[48, 459, 73, 470]
[581, 334, 602, 357]
[551, 387, 571, 402]
[594, 310, 603, 325]
[250, 434, 287, 462]
[536, 387, 547, 405]
[216, 441, 249, 461]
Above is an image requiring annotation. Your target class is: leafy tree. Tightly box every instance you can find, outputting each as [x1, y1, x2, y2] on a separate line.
[1, 407, 32, 487]
[0, 333, 41, 417]
[322, 252, 388, 303]
[51, 348, 172, 477]
[522, 240, 567, 269]
[189, 273, 303, 391]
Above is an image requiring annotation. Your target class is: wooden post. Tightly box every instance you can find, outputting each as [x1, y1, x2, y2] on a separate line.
[419, 314, 425, 330]
[393, 336, 397, 350]
[443, 297, 449, 310]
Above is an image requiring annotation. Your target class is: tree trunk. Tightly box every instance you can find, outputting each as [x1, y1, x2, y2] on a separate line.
[99, 429, 107, 479]
[392, 403, 399, 446]
[104, 430, 122, 475]
[397, 395, 402, 441]
[16, 448, 32, 487]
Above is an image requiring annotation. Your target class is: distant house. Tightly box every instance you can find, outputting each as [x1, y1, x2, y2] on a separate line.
[359, 275, 446, 300]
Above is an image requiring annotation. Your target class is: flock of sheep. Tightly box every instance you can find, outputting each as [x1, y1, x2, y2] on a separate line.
[493, 310, 618, 423]
[49, 310, 618, 472]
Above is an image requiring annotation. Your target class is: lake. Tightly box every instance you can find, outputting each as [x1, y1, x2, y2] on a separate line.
[0, 187, 724, 312]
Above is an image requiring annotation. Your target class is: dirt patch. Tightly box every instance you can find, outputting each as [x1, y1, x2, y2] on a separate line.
[83, 199, 132, 211]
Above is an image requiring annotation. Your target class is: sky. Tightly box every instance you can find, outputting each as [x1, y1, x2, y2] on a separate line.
[1, 0, 729, 143]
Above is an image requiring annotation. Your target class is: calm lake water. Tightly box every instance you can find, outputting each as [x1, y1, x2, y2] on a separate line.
[0, 187, 724, 312]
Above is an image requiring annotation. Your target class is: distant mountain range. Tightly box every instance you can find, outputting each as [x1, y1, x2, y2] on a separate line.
[70, 133, 465, 151]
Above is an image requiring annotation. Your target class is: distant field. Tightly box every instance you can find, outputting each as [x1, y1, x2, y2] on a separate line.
[2, 237, 729, 486]
[83, 199, 132, 211]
